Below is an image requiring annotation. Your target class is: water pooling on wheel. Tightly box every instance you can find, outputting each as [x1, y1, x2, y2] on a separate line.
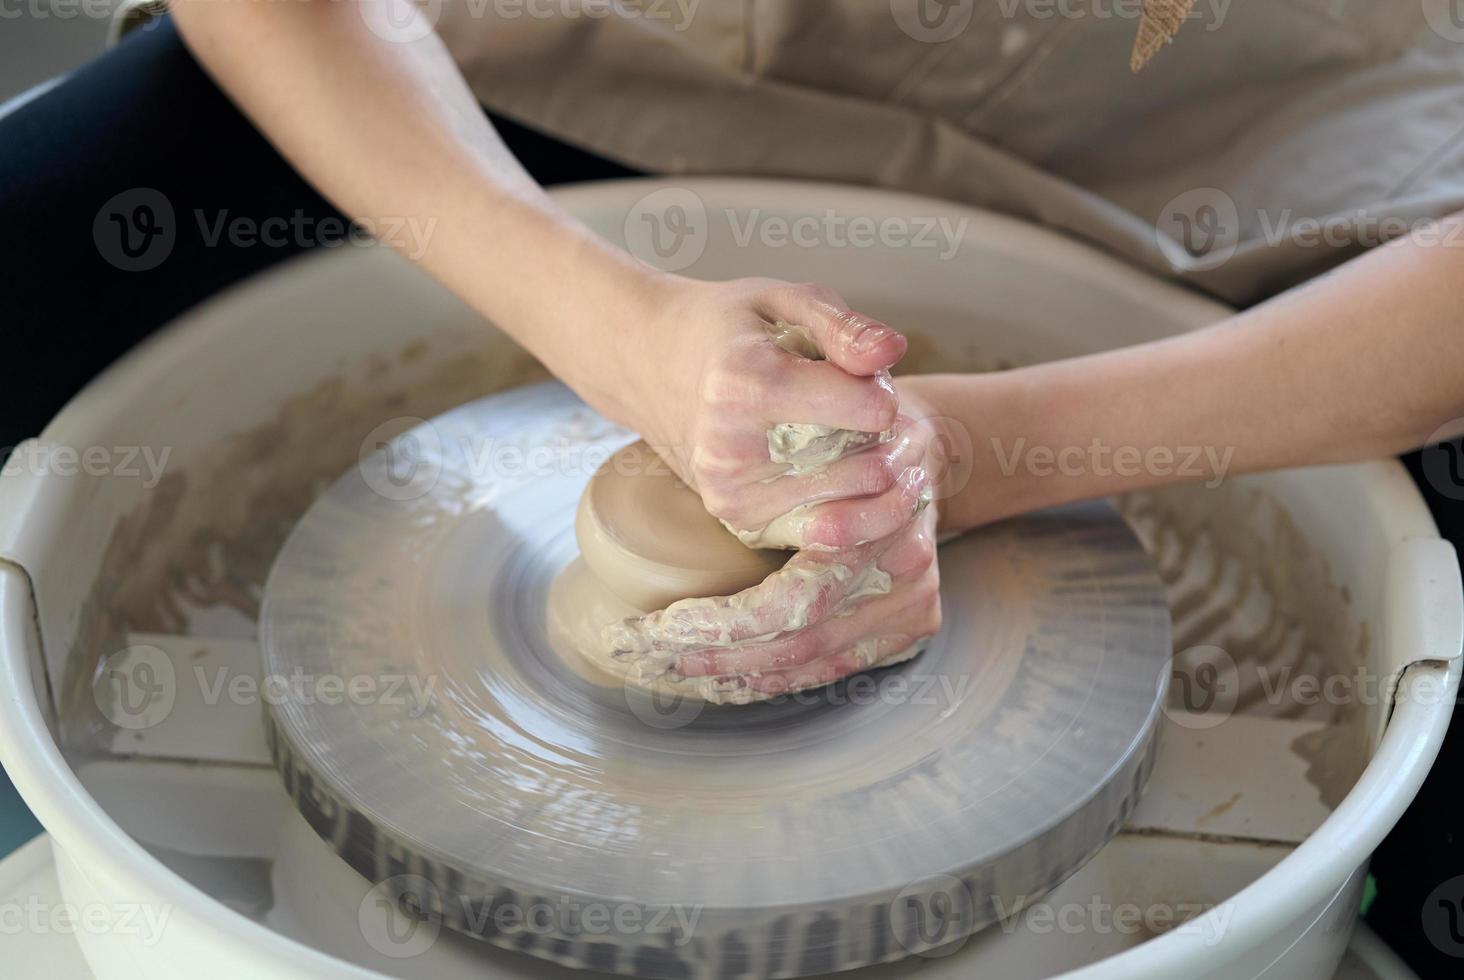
[259, 380, 1171, 976]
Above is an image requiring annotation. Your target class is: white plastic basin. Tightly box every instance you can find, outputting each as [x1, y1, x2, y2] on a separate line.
[0, 179, 1458, 980]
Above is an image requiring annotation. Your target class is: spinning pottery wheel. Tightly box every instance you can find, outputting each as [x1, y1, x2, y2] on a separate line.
[260, 381, 1171, 977]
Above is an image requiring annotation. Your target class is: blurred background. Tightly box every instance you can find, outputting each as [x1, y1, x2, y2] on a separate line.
[0, 0, 119, 855]
[1, 0, 115, 102]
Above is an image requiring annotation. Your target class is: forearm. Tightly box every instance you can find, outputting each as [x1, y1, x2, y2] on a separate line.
[172, 0, 663, 421]
[911, 213, 1464, 533]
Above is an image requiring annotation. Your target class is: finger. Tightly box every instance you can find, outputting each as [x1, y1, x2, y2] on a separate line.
[872, 502, 941, 580]
[760, 285, 907, 376]
[709, 424, 926, 531]
[800, 466, 931, 551]
[726, 466, 936, 559]
[677, 577, 932, 677]
[710, 649, 868, 701]
[737, 636, 929, 697]
[602, 547, 885, 657]
[762, 352, 900, 434]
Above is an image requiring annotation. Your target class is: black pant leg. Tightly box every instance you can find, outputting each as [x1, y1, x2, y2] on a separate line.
[1366, 445, 1464, 975]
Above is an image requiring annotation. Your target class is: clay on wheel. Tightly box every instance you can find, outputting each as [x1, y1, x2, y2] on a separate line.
[574, 440, 785, 611]
[259, 383, 1174, 976]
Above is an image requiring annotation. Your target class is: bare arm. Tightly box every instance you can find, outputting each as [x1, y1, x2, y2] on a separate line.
[172, 0, 918, 548]
[173, 0, 654, 418]
[905, 214, 1464, 533]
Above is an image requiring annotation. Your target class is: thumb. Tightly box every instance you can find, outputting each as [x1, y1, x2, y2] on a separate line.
[767, 286, 907, 376]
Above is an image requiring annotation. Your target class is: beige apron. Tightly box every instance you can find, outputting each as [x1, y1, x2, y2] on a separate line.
[124, 0, 1464, 306]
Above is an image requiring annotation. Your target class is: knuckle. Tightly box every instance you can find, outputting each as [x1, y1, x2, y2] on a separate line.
[697, 486, 739, 522]
[818, 509, 856, 548]
[740, 276, 780, 294]
[795, 281, 840, 303]
[699, 363, 760, 408]
[690, 445, 747, 480]
[887, 532, 936, 576]
[923, 598, 944, 635]
[864, 381, 899, 431]
[857, 452, 897, 497]
[910, 533, 937, 569]
[687, 437, 723, 469]
[784, 632, 820, 666]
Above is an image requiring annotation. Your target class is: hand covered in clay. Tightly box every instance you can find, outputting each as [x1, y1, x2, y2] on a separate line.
[618, 277, 928, 551]
[605, 499, 939, 702]
[605, 391, 948, 703]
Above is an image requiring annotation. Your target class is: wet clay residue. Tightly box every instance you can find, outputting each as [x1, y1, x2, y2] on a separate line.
[893, 331, 1373, 809]
[1197, 792, 1243, 827]
[1120, 485, 1371, 809]
[62, 331, 549, 749]
[61, 324, 1373, 809]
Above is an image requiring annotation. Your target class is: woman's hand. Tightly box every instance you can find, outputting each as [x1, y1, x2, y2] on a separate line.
[606, 503, 939, 701]
[593, 275, 929, 551]
[604, 389, 948, 702]
[173, 4, 929, 548]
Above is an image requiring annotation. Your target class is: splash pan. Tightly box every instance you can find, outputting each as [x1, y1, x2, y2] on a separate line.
[260, 381, 1171, 976]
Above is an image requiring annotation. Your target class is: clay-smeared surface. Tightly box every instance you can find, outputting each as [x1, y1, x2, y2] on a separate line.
[574, 439, 785, 610]
[258, 381, 1172, 970]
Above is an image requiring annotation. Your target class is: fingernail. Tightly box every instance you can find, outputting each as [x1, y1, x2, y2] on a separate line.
[850, 324, 895, 354]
